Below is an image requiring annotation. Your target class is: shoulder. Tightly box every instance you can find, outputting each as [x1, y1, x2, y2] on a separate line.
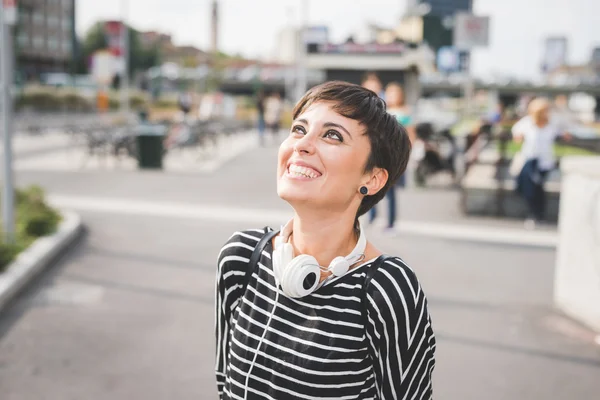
[366, 256, 426, 312]
[511, 116, 530, 132]
[216, 227, 274, 274]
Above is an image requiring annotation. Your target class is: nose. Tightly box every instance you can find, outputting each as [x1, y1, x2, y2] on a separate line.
[293, 129, 317, 155]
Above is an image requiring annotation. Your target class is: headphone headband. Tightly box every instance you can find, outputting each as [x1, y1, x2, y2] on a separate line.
[277, 218, 365, 266]
[272, 218, 367, 298]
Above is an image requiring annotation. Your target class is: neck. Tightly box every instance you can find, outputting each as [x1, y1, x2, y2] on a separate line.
[287, 209, 360, 268]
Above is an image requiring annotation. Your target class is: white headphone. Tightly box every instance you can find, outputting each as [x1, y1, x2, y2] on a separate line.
[272, 219, 367, 298]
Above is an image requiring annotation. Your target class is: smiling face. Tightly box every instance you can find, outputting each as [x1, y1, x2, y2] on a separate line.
[277, 102, 384, 213]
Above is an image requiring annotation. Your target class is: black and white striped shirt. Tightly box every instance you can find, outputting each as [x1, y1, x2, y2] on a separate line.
[215, 228, 436, 399]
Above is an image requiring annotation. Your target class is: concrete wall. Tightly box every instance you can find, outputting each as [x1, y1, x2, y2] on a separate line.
[554, 156, 600, 333]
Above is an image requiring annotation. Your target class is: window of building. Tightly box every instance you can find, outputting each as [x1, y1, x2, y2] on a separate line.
[18, 9, 30, 23]
[61, 40, 71, 53]
[33, 36, 45, 49]
[47, 16, 60, 27]
[32, 12, 45, 25]
[48, 38, 59, 50]
[17, 32, 30, 48]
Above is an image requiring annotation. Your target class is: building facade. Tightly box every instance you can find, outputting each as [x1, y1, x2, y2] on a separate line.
[15, 0, 76, 81]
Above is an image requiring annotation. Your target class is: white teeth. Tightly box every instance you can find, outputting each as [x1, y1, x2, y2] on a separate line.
[288, 164, 320, 179]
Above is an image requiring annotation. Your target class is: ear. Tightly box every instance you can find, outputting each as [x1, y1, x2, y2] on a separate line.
[361, 167, 388, 196]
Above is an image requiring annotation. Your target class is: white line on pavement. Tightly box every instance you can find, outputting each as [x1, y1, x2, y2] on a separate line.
[48, 194, 558, 248]
[48, 194, 293, 225]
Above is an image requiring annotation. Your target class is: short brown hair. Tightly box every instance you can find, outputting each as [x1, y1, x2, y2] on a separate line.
[292, 81, 412, 219]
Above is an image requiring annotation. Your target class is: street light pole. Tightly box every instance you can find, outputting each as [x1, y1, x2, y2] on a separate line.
[295, 0, 308, 102]
[0, 0, 16, 244]
[121, 0, 130, 120]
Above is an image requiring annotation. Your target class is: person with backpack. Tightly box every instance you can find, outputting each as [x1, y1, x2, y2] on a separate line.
[215, 81, 436, 400]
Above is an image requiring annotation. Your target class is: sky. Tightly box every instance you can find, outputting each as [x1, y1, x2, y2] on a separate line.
[76, 0, 600, 80]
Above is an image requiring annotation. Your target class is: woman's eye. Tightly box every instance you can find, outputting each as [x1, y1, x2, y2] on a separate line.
[291, 125, 306, 135]
[324, 130, 343, 142]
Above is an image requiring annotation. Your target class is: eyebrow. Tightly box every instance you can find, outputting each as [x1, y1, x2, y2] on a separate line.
[295, 118, 353, 139]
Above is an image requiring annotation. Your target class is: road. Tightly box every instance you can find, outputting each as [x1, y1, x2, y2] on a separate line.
[0, 134, 599, 400]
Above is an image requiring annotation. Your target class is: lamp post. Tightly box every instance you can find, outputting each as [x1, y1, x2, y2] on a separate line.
[0, 0, 16, 244]
[121, 0, 130, 120]
[294, 0, 309, 102]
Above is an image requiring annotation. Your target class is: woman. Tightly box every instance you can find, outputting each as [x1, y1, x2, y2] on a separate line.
[512, 97, 571, 229]
[368, 82, 415, 233]
[215, 81, 436, 399]
[361, 72, 385, 99]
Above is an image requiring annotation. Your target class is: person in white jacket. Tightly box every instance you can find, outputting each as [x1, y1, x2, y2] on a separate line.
[512, 97, 572, 229]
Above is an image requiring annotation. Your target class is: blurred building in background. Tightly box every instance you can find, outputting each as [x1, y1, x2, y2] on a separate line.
[138, 31, 173, 50]
[415, 0, 472, 17]
[14, 0, 76, 82]
[303, 24, 435, 106]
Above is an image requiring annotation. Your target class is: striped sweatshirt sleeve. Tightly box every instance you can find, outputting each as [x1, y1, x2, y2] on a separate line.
[214, 230, 257, 399]
[365, 257, 436, 400]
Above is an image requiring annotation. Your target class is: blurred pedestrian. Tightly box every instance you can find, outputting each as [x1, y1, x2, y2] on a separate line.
[256, 89, 266, 146]
[264, 92, 283, 141]
[361, 71, 385, 99]
[551, 94, 578, 134]
[512, 97, 572, 229]
[178, 91, 192, 116]
[367, 82, 414, 234]
[215, 81, 435, 400]
[96, 88, 109, 113]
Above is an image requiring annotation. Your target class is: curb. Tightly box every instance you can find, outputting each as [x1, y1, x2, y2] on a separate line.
[0, 211, 83, 312]
[396, 220, 558, 248]
[48, 194, 557, 249]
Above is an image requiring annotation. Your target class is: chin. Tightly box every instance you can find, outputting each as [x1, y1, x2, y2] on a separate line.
[277, 180, 317, 205]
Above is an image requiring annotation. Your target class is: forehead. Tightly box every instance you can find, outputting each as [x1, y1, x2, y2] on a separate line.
[296, 101, 364, 130]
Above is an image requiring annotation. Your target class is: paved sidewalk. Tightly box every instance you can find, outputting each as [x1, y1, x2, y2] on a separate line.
[13, 142, 556, 234]
[0, 209, 597, 400]
[11, 130, 259, 174]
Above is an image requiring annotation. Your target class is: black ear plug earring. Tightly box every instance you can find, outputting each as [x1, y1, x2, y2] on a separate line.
[359, 186, 368, 195]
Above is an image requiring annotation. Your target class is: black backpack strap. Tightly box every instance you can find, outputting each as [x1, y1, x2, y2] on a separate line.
[243, 227, 280, 295]
[361, 254, 393, 328]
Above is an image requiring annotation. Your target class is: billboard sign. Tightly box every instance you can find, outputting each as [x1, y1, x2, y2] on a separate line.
[104, 21, 126, 57]
[453, 13, 489, 50]
[309, 42, 406, 55]
[541, 36, 567, 73]
[91, 50, 115, 85]
[304, 25, 329, 45]
[2, 0, 17, 26]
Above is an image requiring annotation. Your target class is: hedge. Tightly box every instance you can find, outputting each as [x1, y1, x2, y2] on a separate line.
[14, 87, 150, 113]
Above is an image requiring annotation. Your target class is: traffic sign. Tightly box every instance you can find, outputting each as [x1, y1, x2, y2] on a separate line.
[453, 13, 489, 50]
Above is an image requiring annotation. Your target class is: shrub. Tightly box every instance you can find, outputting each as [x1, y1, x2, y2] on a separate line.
[0, 185, 62, 271]
[0, 241, 21, 270]
[60, 91, 93, 112]
[130, 93, 149, 109]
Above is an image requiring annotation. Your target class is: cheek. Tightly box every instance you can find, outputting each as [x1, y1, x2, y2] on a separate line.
[277, 139, 294, 174]
[323, 148, 365, 184]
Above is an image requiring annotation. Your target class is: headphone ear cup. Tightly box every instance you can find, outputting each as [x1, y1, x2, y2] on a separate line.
[329, 256, 350, 277]
[281, 254, 320, 298]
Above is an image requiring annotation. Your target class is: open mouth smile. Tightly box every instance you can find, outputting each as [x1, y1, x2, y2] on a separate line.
[286, 163, 322, 180]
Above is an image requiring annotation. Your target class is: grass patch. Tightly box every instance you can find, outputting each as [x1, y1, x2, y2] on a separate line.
[0, 185, 62, 272]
